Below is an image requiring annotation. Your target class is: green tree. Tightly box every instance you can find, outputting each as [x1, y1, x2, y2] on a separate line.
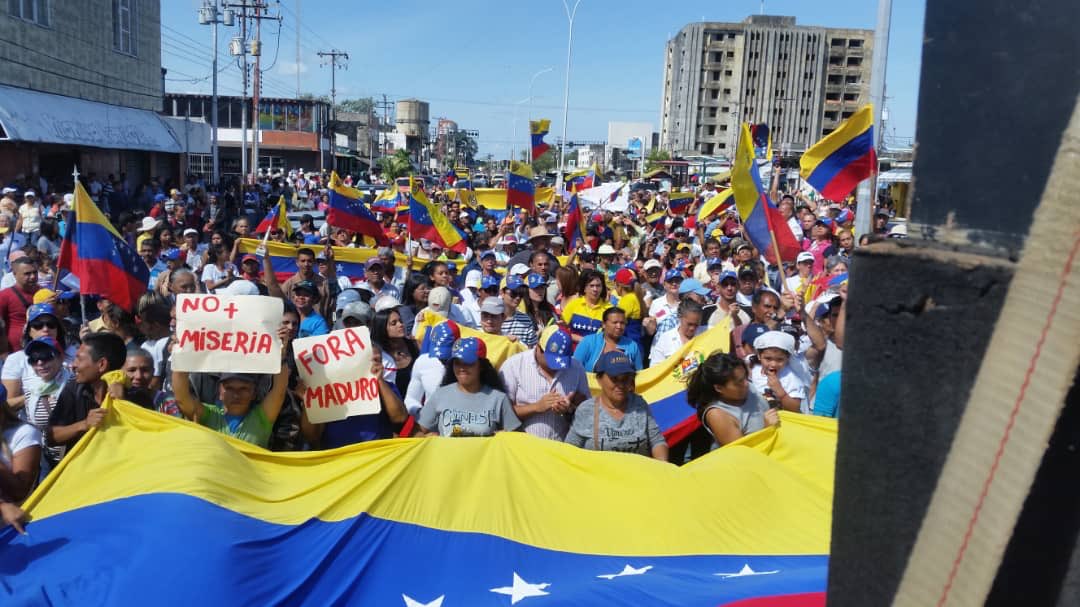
[531, 149, 556, 174]
[337, 97, 375, 114]
[452, 131, 479, 166]
[378, 149, 413, 181]
[644, 148, 671, 172]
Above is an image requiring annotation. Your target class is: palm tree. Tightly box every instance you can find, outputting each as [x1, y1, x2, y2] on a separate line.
[379, 149, 413, 181]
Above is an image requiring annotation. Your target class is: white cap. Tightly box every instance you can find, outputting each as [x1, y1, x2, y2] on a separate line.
[137, 217, 161, 232]
[1, 187, 15, 195]
[464, 269, 483, 289]
[509, 263, 530, 276]
[643, 259, 663, 271]
[183, 228, 199, 237]
[597, 244, 616, 255]
[218, 279, 259, 296]
[372, 295, 401, 312]
[753, 331, 795, 355]
[23, 190, 36, 197]
[797, 251, 815, 263]
[427, 286, 452, 314]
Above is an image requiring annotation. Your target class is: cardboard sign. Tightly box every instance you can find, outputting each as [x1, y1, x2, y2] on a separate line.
[172, 294, 283, 374]
[292, 327, 380, 424]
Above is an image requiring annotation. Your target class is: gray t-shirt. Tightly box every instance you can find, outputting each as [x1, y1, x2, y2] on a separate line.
[565, 394, 666, 456]
[417, 384, 521, 437]
[701, 390, 770, 439]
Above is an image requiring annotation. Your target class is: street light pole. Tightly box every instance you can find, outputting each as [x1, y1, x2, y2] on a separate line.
[198, 1, 233, 187]
[855, 0, 891, 239]
[556, 0, 582, 192]
[512, 96, 529, 164]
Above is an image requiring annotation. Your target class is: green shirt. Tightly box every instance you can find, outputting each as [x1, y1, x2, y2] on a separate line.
[197, 402, 272, 448]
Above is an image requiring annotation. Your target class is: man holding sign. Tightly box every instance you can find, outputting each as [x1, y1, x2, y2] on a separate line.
[172, 365, 290, 448]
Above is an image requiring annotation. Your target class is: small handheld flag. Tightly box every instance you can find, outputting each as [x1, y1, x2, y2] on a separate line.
[255, 196, 293, 237]
[530, 119, 551, 159]
[327, 172, 390, 246]
[733, 123, 801, 266]
[409, 177, 468, 254]
[799, 105, 876, 200]
[506, 161, 536, 214]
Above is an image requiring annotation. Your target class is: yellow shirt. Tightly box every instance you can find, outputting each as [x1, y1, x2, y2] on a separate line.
[617, 292, 642, 321]
[561, 297, 611, 337]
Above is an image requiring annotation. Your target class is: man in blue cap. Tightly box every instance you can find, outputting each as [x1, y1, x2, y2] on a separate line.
[499, 325, 589, 441]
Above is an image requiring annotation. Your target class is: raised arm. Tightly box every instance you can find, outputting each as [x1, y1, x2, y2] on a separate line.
[259, 364, 291, 424]
[171, 369, 204, 421]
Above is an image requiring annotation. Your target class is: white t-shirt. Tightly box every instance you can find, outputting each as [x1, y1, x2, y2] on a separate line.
[1, 423, 41, 469]
[749, 363, 807, 410]
[649, 325, 703, 365]
[2, 347, 76, 419]
[403, 354, 446, 417]
[648, 296, 679, 326]
[140, 337, 170, 379]
[201, 263, 236, 291]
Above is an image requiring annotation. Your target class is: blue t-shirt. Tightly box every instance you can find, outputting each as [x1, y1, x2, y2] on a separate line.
[813, 371, 842, 418]
[572, 332, 643, 373]
[299, 312, 330, 338]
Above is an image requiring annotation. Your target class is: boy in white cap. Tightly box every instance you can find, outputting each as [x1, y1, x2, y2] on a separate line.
[749, 330, 806, 413]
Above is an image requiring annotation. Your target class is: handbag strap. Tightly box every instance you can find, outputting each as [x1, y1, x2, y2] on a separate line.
[592, 397, 601, 451]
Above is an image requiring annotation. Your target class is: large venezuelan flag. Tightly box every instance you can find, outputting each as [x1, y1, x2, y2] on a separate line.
[697, 188, 735, 224]
[506, 161, 536, 214]
[799, 105, 877, 201]
[56, 182, 149, 311]
[733, 124, 802, 266]
[667, 190, 695, 215]
[2, 397, 834, 606]
[409, 177, 468, 253]
[237, 238, 428, 281]
[326, 171, 390, 245]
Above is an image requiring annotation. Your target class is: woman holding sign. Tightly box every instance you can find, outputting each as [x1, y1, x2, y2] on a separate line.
[416, 338, 521, 438]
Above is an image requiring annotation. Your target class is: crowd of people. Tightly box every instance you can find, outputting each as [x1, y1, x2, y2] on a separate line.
[0, 165, 902, 532]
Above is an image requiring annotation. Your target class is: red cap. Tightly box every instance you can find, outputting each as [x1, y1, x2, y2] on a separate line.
[614, 268, 637, 286]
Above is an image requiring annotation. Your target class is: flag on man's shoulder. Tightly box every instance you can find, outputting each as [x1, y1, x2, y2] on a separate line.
[327, 172, 389, 246]
[56, 182, 149, 311]
[800, 105, 877, 200]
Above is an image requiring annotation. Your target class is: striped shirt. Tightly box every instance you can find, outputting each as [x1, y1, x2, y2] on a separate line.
[498, 349, 591, 441]
[501, 311, 538, 347]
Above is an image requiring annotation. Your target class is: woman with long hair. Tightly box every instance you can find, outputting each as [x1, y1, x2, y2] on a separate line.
[416, 337, 520, 437]
[560, 269, 612, 344]
[523, 273, 557, 331]
[686, 351, 779, 447]
[371, 306, 419, 397]
[201, 243, 236, 294]
[398, 273, 432, 336]
[36, 217, 62, 261]
[553, 266, 579, 317]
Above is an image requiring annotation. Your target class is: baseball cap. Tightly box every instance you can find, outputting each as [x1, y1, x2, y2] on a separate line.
[220, 372, 257, 385]
[479, 298, 506, 315]
[538, 325, 572, 371]
[753, 331, 796, 355]
[183, 228, 199, 237]
[365, 257, 384, 270]
[741, 322, 770, 347]
[678, 278, 711, 296]
[24, 335, 62, 357]
[738, 265, 757, 278]
[797, 251, 815, 264]
[450, 337, 487, 365]
[509, 263, 530, 277]
[218, 279, 259, 296]
[706, 257, 724, 270]
[614, 268, 637, 286]
[292, 280, 318, 296]
[23, 190, 35, 198]
[481, 275, 501, 291]
[32, 288, 56, 305]
[526, 273, 548, 289]
[427, 286, 452, 314]
[429, 320, 461, 360]
[664, 269, 684, 283]
[729, 237, 748, 251]
[241, 254, 259, 264]
[372, 295, 401, 312]
[27, 303, 57, 325]
[643, 259, 663, 272]
[503, 275, 525, 291]
[335, 288, 362, 312]
[376, 246, 394, 257]
[874, 207, 890, 217]
[446, 261, 458, 273]
[597, 244, 616, 256]
[815, 217, 834, 227]
[550, 236, 565, 247]
[718, 270, 738, 283]
[464, 269, 483, 289]
[480, 249, 496, 260]
[161, 248, 182, 261]
[594, 350, 636, 377]
[339, 301, 374, 327]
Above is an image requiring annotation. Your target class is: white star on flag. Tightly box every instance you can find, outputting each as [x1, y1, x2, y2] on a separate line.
[402, 594, 444, 607]
[489, 572, 551, 604]
[597, 564, 653, 580]
[714, 564, 780, 579]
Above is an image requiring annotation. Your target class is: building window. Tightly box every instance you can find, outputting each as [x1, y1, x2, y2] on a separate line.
[720, 124, 728, 132]
[712, 51, 722, 62]
[712, 71, 720, 81]
[707, 125, 716, 136]
[113, 0, 137, 55]
[709, 107, 717, 117]
[847, 56, 862, 66]
[727, 33, 735, 39]
[710, 90, 719, 100]
[726, 51, 734, 58]
[187, 154, 213, 178]
[718, 142, 726, 149]
[845, 75, 859, 84]
[826, 92, 841, 101]
[722, 88, 731, 95]
[720, 106, 729, 113]
[842, 110, 854, 119]
[831, 38, 846, 47]
[724, 69, 732, 77]
[843, 92, 858, 101]
[849, 39, 864, 48]
[825, 111, 839, 121]
[827, 74, 843, 85]
[9, 0, 50, 26]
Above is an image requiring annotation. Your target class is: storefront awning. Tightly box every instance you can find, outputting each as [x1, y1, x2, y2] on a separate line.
[0, 83, 182, 153]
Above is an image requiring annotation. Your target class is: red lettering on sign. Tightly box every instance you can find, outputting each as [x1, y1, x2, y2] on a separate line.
[304, 384, 322, 409]
[223, 301, 239, 319]
[202, 296, 220, 313]
[297, 349, 315, 375]
[344, 328, 367, 354]
[257, 333, 273, 353]
[180, 298, 201, 314]
[323, 382, 340, 409]
[312, 344, 329, 366]
[235, 331, 249, 354]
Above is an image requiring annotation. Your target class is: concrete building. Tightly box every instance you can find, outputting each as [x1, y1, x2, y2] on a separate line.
[660, 15, 873, 157]
[606, 121, 654, 175]
[333, 109, 379, 177]
[161, 93, 330, 182]
[394, 98, 429, 161]
[434, 118, 458, 166]
[0, 0, 192, 190]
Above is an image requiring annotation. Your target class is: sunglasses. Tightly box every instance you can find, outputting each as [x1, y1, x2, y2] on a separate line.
[30, 320, 59, 331]
[29, 352, 58, 365]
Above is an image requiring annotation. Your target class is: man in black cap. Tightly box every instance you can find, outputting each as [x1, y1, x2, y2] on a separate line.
[291, 280, 329, 338]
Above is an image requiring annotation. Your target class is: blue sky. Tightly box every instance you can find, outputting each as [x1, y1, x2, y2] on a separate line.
[162, 0, 925, 157]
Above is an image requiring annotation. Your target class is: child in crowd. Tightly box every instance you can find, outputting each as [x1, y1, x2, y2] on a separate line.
[747, 330, 807, 413]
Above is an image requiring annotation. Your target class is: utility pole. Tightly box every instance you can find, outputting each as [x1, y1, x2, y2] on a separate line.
[197, 1, 234, 187]
[294, 0, 300, 97]
[317, 49, 349, 118]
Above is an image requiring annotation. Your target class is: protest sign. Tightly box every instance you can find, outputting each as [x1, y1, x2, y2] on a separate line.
[292, 327, 380, 424]
[172, 294, 283, 374]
